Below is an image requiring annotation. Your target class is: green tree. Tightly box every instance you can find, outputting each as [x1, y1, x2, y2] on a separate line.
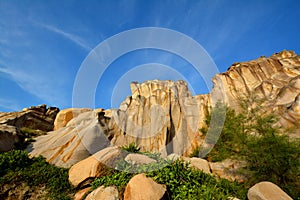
[201, 95, 300, 198]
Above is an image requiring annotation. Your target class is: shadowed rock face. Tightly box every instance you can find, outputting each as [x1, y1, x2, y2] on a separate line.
[0, 104, 59, 152]
[0, 104, 59, 131]
[27, 50, 300, 167]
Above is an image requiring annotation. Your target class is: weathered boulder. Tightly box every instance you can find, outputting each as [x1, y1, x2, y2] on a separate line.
[0, 125, 20, 152]
[74, 187, 91, 200]
[85, 186, 119, 200]
[54, 108, 92, 130]
[124, 153, 157, 165]
[29, 110, 111, 167]
[182, 157, 211, 174]
[247, 181, 293, 200]
[124, 173, 167, 200]
[166, 153, 181, 161]
[209, 159, 247, 182]
[68, 146, 125, 187]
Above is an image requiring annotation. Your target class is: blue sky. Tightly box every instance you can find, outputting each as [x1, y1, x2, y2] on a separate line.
[0, 0, 300, 111]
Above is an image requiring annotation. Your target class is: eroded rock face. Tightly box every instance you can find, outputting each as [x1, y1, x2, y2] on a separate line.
[211, 50, 300, 134]
[0, 104, 59, 152]
[29, 110, 111, 167]
[104, 80, 211, 157]
[28, 50, 300, 167]
[54, 108, 92, 130]
[0, 104, 59, 132]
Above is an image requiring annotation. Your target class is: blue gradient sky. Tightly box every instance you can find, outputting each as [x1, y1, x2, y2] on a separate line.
[1, 0, 300, 111]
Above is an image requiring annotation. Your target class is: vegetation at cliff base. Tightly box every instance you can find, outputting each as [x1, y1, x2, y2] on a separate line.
[92, 144, 247, 199]
[198, 96, 300, 199]
[92, 159, 247, 199]
[0, 150, 74, 199]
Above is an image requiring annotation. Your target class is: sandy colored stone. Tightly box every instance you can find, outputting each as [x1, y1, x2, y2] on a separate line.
[68, 146, 124, 187]
[211, 50, 300, 136]
[105, 80, 211, 157]
[29, 110, 110, 167]
[166, 153, 181, 161]
[54, 108, 92, 130]
[85, 186, 119, 200]
[26, 50, 300, 170]
[247, 181, 293, 200]
[0, 104, 59, 132]
[125, 153, 157, 165]
[124, 173, 166, 200]
[209, 159, 247, 182]
[74, 187, 91, 200]
[182, 157, 211, 174]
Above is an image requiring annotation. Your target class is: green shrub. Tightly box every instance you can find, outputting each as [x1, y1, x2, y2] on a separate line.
[92, 159, 247, 199]
[0, 150, 74, 199]
[0, 150, 32, 176]
[189, 145, 201, 158]
[245, 133, 300, 198]
[92, 170, 133, 195]
[201, 96, 300, 198]
[202, 104, 247, 161]
[147, 160, 247, 199]
[121, 142, 140, 153]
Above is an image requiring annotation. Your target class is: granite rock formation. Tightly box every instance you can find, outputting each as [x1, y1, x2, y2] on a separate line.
[54, 108, 92, 130]
[27, 50, 300, 167]
[0, 104, 59, 131]
[0, 104, 59, 152]
[29, 110, 110, 167]
[211, 50, 300, 133]
[104, 80, 211, 157]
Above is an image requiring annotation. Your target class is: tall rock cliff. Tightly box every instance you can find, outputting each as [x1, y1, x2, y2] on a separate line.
[104, 80, 211, 157]
[211, 50, 300, 133]
[28, 50, 300, 167]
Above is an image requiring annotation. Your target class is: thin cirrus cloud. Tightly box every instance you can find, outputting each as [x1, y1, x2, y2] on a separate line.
[0, 20, 93, 110]
[0, 98, 21, 111]
[37, 22, 92, 52]
[0, 66, 67, 108]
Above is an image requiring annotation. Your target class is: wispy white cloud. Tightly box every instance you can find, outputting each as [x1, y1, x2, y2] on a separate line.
[0, 98, 21, 111]
[0, 67, 68, 108]
[37, 23, 92, 51]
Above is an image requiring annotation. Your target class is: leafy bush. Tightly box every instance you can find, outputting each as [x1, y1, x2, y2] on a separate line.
[92, 170, 133, 195]
[246, 132, 300, 198]
[148, 160, 247, 199]
[0, 150, 74, 199]
[91, 158, 247, 199]
[189, 145, 201, 158]
[121, 142, 140, 153]
[201, 104, 247, 161]
[200, 96, 300, 198]
[0, 150, 32, 176]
